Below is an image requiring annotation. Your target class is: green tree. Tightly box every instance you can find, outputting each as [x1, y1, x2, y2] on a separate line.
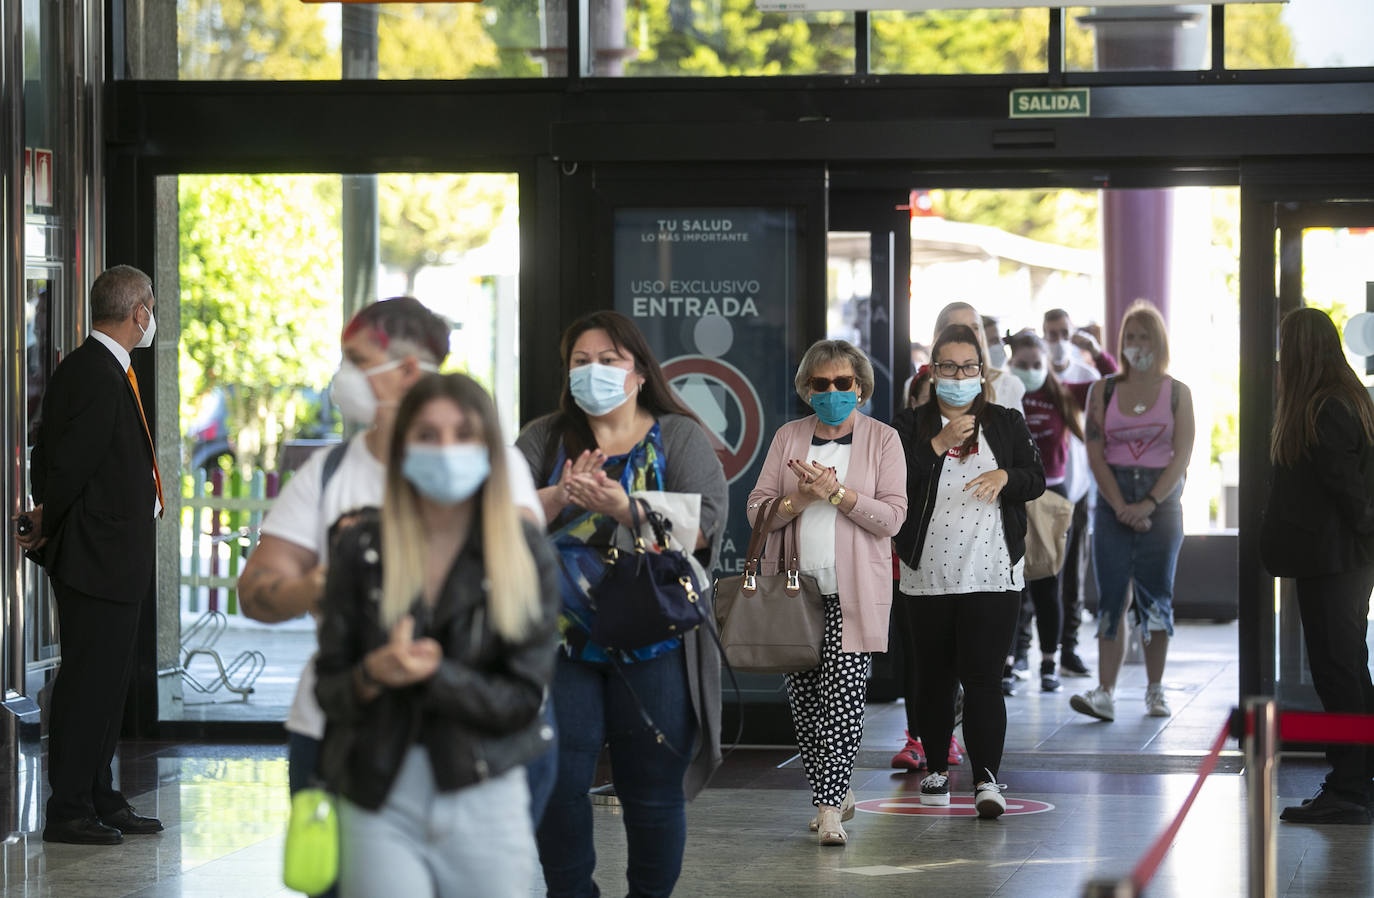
[179, 175, 342, 470]
[178, 0, 335, 80]
[1224, 4, 1297, 69]
[379, 174, 518, 295]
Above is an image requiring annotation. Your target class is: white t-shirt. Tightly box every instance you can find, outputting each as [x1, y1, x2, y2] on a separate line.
[796, 441, 851, 596]
[260, 434, 542, 739]
[988, 369, 1025, 414]
[898, 426, 1024, 597]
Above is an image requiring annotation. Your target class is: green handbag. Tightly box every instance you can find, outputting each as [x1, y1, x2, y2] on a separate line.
[283, 787, 339, 896]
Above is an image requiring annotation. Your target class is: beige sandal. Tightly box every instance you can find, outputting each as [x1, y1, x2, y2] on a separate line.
[816, 807, 847, 846]
[808, 788, 855, 832]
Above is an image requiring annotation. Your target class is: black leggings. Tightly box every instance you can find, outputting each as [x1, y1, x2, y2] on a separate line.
[913, 590, 1021, 778]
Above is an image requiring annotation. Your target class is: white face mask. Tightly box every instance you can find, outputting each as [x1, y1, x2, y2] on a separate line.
[1122, 346, 1156, 372]
[135, 305, 156, 349]
[330, 358, 406, 425]
[1048, 339, 1068, 366]
[986, 342, 1007, 369]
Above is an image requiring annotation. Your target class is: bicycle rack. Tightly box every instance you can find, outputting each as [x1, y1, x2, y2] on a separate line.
[162, 610, 266, 704]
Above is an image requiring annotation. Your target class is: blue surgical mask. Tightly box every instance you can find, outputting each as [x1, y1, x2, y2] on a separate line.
[402, 444, 490, 505]
[1011, 365, 1048, 393]
[810, 390, 858, 426]
[569, 363, 634, 417]
[935, 377, 983, 407]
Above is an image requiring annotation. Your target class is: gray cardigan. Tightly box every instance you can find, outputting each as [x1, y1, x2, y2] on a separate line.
[515, 411, 728, 799]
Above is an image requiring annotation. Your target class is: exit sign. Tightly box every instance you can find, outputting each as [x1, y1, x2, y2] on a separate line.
[1009, 88, 1091, 119]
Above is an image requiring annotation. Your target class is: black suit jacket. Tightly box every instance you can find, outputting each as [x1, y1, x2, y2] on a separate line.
[30, 336, 157, 602]
[1261, 399, 1374, 579]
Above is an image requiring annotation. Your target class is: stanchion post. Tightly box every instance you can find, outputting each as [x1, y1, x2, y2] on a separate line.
[1082, 877, 1133, 897]
[1245, 698, 1278, 898]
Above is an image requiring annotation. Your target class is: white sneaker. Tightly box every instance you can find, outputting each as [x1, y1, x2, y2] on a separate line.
[1145, 683, 1172, 717]
[1069, 686, 1116, 721]
[974, 772, 1007, 820]
[919, 771, 950, 806]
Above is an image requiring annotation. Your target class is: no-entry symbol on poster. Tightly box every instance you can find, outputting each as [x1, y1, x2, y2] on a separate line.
[663, 353, 764, 484]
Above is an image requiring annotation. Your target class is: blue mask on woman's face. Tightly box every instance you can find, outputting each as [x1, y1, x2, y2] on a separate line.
[810, 390, 858, 426]
[934, 376, 983, 407]
[402, 444, 490, 505]
[569, 363, 634, 417]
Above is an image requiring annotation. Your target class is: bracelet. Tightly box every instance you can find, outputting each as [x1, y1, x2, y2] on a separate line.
[1143, 495, 1159, 509]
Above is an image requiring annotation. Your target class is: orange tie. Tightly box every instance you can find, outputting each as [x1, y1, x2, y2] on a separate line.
[126, 366, 165, 516]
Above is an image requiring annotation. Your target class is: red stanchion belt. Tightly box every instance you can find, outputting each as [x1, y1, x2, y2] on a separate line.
[1128, 716, 1232, 893]
[1277, 711, 1374, 745]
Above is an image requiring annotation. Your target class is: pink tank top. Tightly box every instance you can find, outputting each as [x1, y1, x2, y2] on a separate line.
[1103, 376, 1175, 468]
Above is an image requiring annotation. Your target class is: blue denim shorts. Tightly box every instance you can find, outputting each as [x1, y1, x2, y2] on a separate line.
[1091, 466, 1184, 641]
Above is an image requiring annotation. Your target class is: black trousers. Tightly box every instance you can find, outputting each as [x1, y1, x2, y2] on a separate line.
[46, 580, 143, 822]
[1013, 483, 1069, 662]
[913, 591, 1020, 779]
[1059, 494, 1092, 653]
[1295, 565, 1374, 801]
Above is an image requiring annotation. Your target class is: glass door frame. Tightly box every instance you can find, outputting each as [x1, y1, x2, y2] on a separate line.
[1237, 170, 1374, 726]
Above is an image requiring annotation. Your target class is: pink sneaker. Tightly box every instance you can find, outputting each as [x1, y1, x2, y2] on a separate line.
[890, 731, 926, 771]
[947, 736, 964, 766]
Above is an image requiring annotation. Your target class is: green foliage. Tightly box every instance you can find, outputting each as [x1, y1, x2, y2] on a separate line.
[379, 174, 518, 294]
[178, 175, 343, 470]
[178, 0, 335, 80]
[626, 0, 852, 76]
[1224, 4, 1297, 70]
[931, 188, 1100, 249]
[871, 8, 1047, 75]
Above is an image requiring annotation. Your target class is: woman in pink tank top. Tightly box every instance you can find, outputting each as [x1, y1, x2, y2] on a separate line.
[1067, 301, 1196, 725]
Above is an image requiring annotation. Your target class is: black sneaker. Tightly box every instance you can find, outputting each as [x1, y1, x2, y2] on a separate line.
[1011, 656, 1031, 680]
[1001, 665, 1017, 697]
[1040, 660, 1061, 693]
[1060, 651, 1091, 678]
[1280, 786, 1371, 825]
[920, 771, 951, 807]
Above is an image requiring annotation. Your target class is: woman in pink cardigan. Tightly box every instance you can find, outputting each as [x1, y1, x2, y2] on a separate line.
[746, 340, 907, 847]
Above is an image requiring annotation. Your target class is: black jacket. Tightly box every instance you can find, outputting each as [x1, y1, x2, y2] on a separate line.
[29, 337, 157, 601]
[1261, 399, 1374, 578]
[892, 402, 1046, 577]
[315, 508, 560, 810]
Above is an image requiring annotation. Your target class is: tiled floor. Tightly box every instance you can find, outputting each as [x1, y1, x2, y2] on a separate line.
[3, 621, 1371, 897]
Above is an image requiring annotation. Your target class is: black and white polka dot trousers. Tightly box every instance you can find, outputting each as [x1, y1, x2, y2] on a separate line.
[784, 594, 872, 809]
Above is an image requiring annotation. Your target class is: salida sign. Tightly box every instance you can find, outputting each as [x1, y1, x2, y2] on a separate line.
[615, 207, 799, 575]
[1009, 88, 1091, 119]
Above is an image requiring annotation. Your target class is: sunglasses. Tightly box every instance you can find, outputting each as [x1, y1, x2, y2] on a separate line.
[809, 375, 856, 392]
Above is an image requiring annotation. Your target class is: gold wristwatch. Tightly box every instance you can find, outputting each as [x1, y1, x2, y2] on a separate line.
[828, 486, 847, 506]
[782, 495, 797, 516]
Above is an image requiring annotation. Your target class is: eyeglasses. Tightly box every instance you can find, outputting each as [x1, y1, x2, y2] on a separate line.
[809, 375, 855, 392]
[933, 361, 983, 377]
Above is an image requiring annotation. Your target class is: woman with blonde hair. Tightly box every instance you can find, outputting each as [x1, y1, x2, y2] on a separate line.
[1263, 307, 1374, 825]
[747, 339, 907, 845]
[316, 373, 560, 897]
[1069, 300, 1194, 723]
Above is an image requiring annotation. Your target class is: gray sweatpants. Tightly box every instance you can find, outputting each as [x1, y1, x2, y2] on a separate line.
[338, 746, 535, 898]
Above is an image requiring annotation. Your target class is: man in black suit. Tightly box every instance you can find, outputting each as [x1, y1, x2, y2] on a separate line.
[16, 265, 165, 845]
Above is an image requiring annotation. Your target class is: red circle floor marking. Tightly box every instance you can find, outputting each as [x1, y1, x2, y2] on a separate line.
[855, 795, 1056, 817]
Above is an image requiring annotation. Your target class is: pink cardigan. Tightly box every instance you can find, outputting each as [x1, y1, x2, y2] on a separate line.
[746, 413, 908, 653]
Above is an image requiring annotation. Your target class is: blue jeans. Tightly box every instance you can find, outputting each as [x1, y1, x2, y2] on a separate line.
[339, 748, 534, 898]
[1092, 466, 1184, 641]
[536, 647, 696, 898]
